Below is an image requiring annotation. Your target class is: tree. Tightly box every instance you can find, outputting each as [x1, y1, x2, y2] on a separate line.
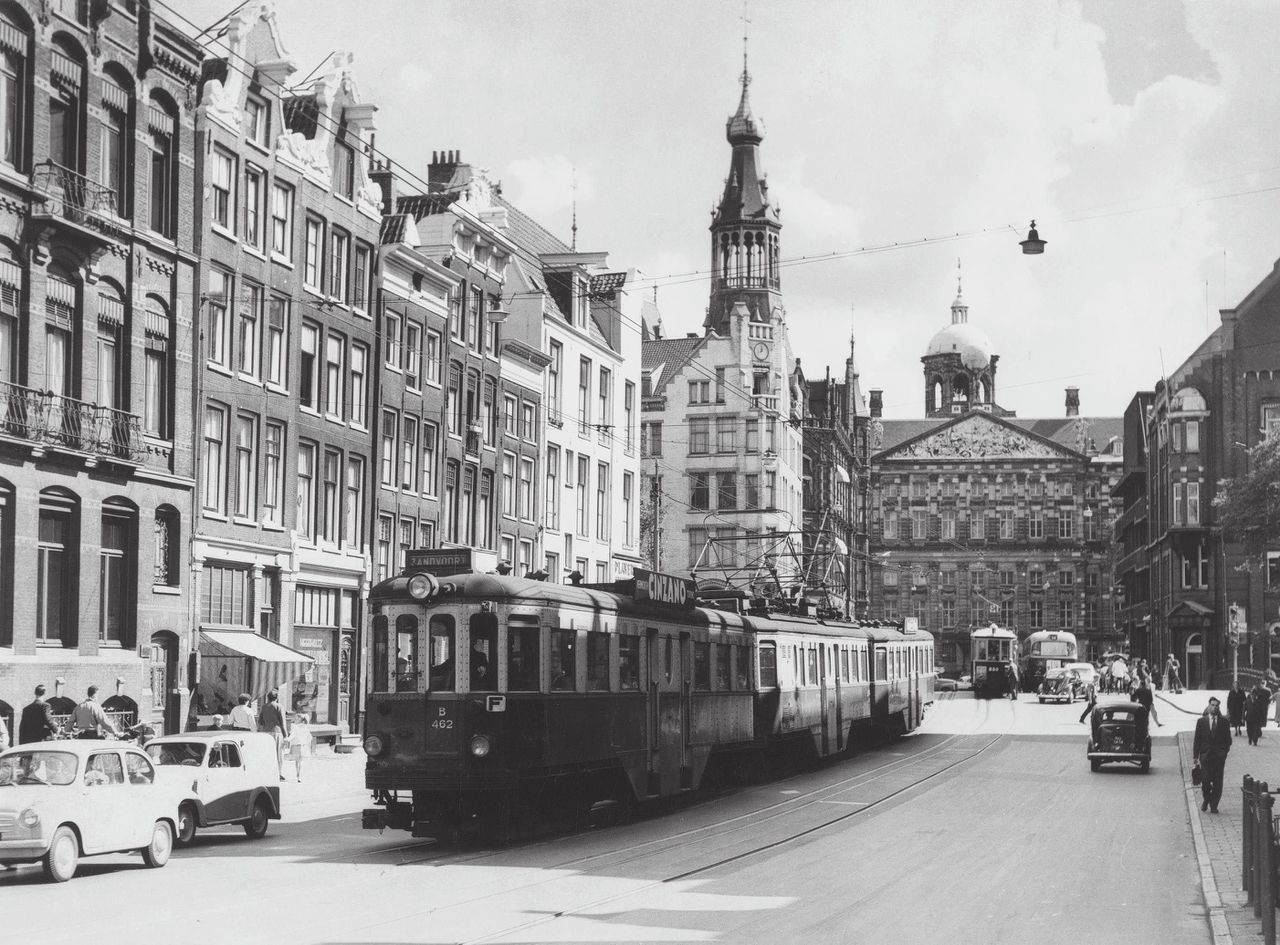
[1214, 436, 1280, 557]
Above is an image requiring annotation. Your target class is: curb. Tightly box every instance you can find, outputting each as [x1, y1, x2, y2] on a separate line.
[1180, 731, 1234, 945]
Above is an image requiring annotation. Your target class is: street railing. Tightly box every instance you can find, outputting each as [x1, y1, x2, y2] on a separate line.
[1242, 774, 1279, 944]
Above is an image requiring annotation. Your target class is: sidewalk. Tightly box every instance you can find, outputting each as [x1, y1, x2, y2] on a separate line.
[274, 743, 368, 823]
[1158, 688, 1280, 945]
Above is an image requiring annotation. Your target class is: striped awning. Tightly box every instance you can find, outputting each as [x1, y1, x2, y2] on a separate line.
[50, 49, 82, 88]
[98, 293, 125, 326]
[147, 105, 175, 135]
[102, 77, 130, 113]
[199, 629, 315, 702]
[0, 18, 26, 55]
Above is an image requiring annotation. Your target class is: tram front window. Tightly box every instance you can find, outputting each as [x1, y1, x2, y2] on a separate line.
[550, 629, 576, 691]
[469, 613, 497, 691]
[395, 615, 419, 692]
[428, 616, 456, 691]
[508, 617, 540, 691]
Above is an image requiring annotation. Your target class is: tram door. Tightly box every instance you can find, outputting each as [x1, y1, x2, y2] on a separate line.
[645, 628, 661, 796]
[679, 631, 692, 790]
[819, 644, 831, 754]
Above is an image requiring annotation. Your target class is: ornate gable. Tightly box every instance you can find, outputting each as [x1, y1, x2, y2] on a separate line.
[880, 412, 1081, 461]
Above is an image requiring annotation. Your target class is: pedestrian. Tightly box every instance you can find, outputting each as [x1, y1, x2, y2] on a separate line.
[18, 684, 58, 744]
[210, 714, 225, 731]
[470, 635, 493, 691]
[1165, 653, 1183, 694]
[287, 714, 313, 782]
[1078, 678, 1098, 724]
[257, 690, 290, 781]
[228, 693, 256, 731]
[1192, 696, 1233, 813]
[0, 713, 8, 751]
[1132, 678, 1162, 726]
[1247, 681, 1272, 746]
[1227, 682, 1247, 736]
[71, 685, 120, 739]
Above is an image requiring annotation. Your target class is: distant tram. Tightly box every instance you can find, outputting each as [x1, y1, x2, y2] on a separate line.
[361, 550, 936, 840]
[970, 624, 1019, 699]
[1019, 631, 1079, 693]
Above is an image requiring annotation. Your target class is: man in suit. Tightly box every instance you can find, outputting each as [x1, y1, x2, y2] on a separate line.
[1193, 696, 1233, 813]
[18, 684, 58, 744]
[256, 691, 290, 781]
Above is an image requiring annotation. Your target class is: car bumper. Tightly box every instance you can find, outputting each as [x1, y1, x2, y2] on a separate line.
[1088, 750, 1149, 762]
[0, 837, 51, 863]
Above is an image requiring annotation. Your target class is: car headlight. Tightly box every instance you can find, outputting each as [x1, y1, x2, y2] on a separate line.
[363, 735, 386, 757]
[469, 735, 491, 758]
[407, 573, 438, 600]
[19, 808, 39, 829]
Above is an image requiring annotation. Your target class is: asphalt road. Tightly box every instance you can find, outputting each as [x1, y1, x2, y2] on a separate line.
[3, 694, 1211, 945]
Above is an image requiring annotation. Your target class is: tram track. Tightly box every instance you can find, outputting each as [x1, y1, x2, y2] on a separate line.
[333, 733, 1003, 944]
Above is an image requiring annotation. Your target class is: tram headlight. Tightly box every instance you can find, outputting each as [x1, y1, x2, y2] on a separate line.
[407, 573, 438, 600]
[363, 735, 386, 757]
[468, 734, 491, 758]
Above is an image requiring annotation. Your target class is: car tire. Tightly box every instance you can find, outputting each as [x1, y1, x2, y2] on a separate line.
[1140, 759, 1150, 773]
[243, 799, 270, 839]
[176, 803, 197, 846]
[141, 820, 173, 868]
[1038, 698, 1045, 704]
[43, 826, 79, 883]
[1090, 759, 1100, 772]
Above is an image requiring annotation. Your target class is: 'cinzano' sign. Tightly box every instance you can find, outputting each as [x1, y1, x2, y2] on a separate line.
[633, 568, 696, 611]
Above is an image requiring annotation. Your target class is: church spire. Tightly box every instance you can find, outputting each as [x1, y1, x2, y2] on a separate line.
[951, 258, 968, 324]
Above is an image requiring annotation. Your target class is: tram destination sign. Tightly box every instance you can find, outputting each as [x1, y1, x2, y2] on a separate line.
[404, 548, 475, 576]
[633, 568, 696, 611]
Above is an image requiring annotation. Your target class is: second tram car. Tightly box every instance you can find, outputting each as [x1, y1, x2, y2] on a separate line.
[1019, 630, 1079, 693]
[970, 623, 1019, 699]
[361, 551, 936, 839]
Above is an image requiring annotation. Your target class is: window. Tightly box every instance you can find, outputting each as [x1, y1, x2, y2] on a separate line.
[1058, 568, 1074, 587]
[304, 216, 323, 288]
[321, 449, 341, 543]
[442, 462, 458, 541]
[202, 406, 227, 513]
[328, 227, 348, 300]
[98, 509, 131, 645]
[716, 417, 736, 453]
[233, 413, 256, 519]
[941, 598, 956, 628]
[644, 421, 663, 457]
[587, 631, 609, 691]
[324, 333, 344, 416]
[1187, 481, 1201, 525]
[153, 507, 179, 587]
[1264, 404, 1280, 441]
[403, 322, 421, 389]
[380, 410, 397, 487]
[1172, 483, 1185, 526]
[270, 183, 292, 258]
[1028, 510, 1043, 540]
[425, 330, 442, 385]
[146, 101, 175, 235]
[578, 357, 591, 434]
[576, 455, 589, 535]
[266, 296, 288, 387]
[0, 20, 27, 170]
[508, 619, 540, 691]
[1059, 600, 1075, 629]
[595, 463, 609, 538]
[745, 473, 759, 509]
[447, 363, 462, 435]
[296, 442, 316, 539]
[299, 323, 318, 410]
[501, 453, 515, 517]
[99, 78, 128, 215]
[503, 394, 517, 435]
[353, 243, 371, 313]
[400, 417, 417, 491]
[999, 509, 1014, 540]
[212, 148, 234, 231]
[689, 379, 711, 404]
[547, 340, 562, 421]
[237, 282, 262, 378]
[883, 510, 898, 540]
[691, 471, 710, 510]
[689, 418, 709, 454]
[910, 509, 926, 540]
[96, 310, 120, 409]
[244, 165, 263, 248]
[397, 519, 413, 572]
[716, 472, 737, 510]
[421, 421, 438, 495]
[333, 139, 355, 200]
[245, 95, 268, 148]
[262, 422, 284, 527]
[941, 509, 956, 540]
[521, 402, 536, 442]
[478, 470, 494, 548]
[207, 269, 230, 368]
[598, 367, 611, 440]
[1030, 599, 1043, 629]
[1185, 420, 1200, 453]
[37, 500, 73, 643]
[350, 342, 368, 426]
[550, 629, 576, 691]
[520, 457, 535, 521]
[623, 471, 634, 546]
[1058, 514, 1074, 539]
[376, 516, 392, 582]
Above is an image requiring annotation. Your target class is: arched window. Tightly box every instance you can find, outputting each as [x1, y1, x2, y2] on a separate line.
[0, 7, 31, 171]
[44, 267, 77, 411]
[930, 378, 942, 413]
[48, 35, 85, 172]
[153, 504, 179, 588]
[100, 498, 136, 647]
[952, 374, 970, 402]
[146, 93, 177, 237]
[143, 296, 170, 437]
[96, 280, 124, 411]
[0, 241, 18, 389]
[99, 65, 133, 216]
[37, 488, 79, 645]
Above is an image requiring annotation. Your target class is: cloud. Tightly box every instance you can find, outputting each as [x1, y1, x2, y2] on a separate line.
[502, 156, 596, 238]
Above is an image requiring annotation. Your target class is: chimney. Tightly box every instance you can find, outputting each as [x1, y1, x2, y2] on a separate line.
[1065, 387, 1080, 417]
[428, 149, 466, 192]
[869, 389, 883, 419]
[367, 157, 396, 216]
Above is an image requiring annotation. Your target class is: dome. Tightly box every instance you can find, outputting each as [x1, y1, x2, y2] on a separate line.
[925, 322, 994, 370]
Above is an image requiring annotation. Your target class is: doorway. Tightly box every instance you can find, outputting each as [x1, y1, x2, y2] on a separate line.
[149, 631, 179, 734]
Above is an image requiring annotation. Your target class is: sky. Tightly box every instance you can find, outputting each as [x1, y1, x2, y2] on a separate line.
[173, 0, 1280, 420]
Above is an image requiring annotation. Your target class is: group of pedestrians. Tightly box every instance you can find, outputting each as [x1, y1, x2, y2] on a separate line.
[5, 683, 123, 748]
[1225, 678, 1274, 745]
[211, 691, 313, 781]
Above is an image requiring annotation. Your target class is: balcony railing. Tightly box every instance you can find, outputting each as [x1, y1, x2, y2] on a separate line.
[0, 381, 141, 461]
[31, 161, 125, 238]
[752, 394, 778, 413]
[464, 428, 482, 456]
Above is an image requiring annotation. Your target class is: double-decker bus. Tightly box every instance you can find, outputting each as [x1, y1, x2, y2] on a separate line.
[970, 623, 1019, 699]
[1019, 630, 1079, 693]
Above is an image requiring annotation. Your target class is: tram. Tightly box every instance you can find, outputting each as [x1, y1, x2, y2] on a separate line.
[1019, 630, 1079, 693]
[970, 623, 1019, 699]
[361, 549, 936, 839]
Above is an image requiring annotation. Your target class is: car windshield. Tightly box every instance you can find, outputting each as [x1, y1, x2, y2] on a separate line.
[0, 751, 78, 786]
[1102, 710, 1138, 723]
[145, 742, 207, 766]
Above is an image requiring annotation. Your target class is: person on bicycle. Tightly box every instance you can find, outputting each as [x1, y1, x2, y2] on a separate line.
[70, 685, 120, 739]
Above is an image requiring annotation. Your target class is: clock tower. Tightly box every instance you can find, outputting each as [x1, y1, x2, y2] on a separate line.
[705, 44, 784, 339]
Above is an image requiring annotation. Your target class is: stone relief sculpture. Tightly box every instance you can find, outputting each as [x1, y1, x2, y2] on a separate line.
[897, 416, 1060, 459]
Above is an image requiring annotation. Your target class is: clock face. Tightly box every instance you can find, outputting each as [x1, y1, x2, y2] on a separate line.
[753, 341, 770, 361]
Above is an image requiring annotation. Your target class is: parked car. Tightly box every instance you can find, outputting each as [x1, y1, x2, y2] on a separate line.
[0, 740, 182, 882]
[956, 674, 973, 691]
[145, 731, 282, 844]
[1086, 702, 1152, 773]
[1038, 668, 1078, 704]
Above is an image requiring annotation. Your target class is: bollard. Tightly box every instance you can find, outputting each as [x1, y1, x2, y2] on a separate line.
[1265, 792, 1277, 945]
[1247, 776, 1258, 900]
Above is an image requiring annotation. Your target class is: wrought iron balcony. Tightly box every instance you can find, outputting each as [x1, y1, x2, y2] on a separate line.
[31, 161, 125, 239]
[0, 381, 141, 462]
[465, 428, 482, 456]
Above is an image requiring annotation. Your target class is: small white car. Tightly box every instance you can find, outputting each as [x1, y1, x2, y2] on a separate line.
[0, 740, 182, 882]
[1065, 662, 1098, 692]
[145, 731, 282, 844]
